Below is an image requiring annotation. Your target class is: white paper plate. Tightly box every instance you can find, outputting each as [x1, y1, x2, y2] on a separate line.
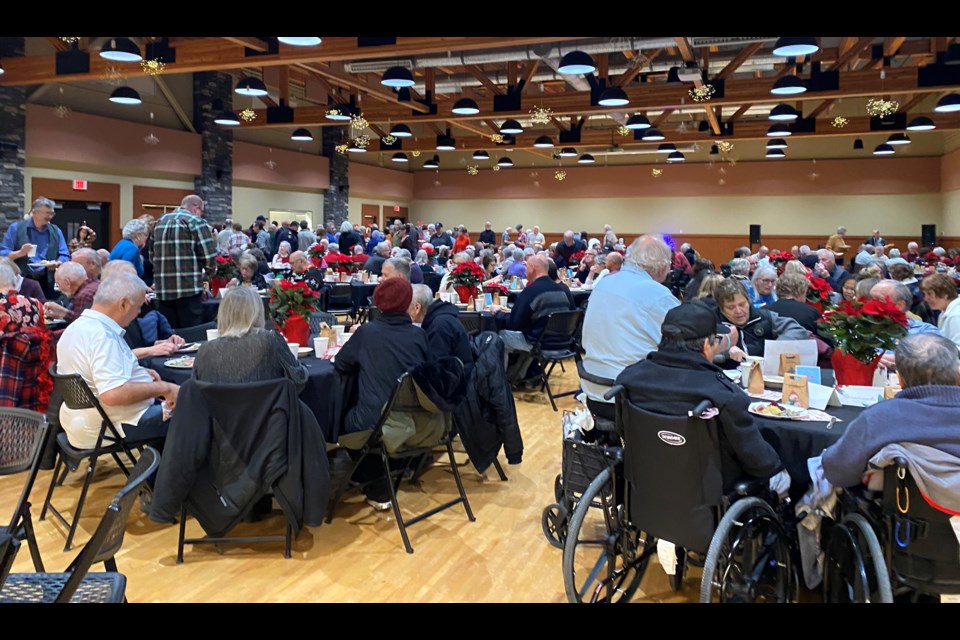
[297, 347, 313, 357]
[748, 401, 807, 420]
[763, 375, 784, 389]
[164, 356, 195, 369]
[723, 369, 742, 382]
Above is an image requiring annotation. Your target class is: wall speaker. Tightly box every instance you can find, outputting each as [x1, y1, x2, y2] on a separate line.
[749, 224, 762, 245]
[922, 224, 937, 247]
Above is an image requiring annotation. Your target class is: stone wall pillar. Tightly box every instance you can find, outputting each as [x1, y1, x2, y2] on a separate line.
[0, 37, 27, 233]
[192, 71, 233, 224]
[321, 126, 349, 226]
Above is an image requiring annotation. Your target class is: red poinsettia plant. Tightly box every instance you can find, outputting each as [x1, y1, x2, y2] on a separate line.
[307, 242, 325, 268]
[483, 282, 509, 296]
[213, 254, 237, 280]
[923, 251, 942, 265]
[769, 251, 796, 275]
[268, 277, 322, 326]
[447, 261, 486, 288]
[568, 250, 586, 267]
[804, 273, 835, 312]
[817, 295, 908, 364]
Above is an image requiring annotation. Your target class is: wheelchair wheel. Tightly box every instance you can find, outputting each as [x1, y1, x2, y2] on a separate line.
[823, 513, 893, 603]
[699, 497, 796, 603]
[562, 467, 649, 603]
[541, 503, 569, 549]
[554, 474, 563, 503]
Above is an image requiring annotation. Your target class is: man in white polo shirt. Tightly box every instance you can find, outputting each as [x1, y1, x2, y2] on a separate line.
[57, 272, 180, 449]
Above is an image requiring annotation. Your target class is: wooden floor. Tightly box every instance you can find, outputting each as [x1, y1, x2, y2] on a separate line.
[1, 366, 700, 603]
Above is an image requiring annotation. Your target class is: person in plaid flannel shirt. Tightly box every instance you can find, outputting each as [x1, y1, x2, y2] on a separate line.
[153, 195, 218, 328]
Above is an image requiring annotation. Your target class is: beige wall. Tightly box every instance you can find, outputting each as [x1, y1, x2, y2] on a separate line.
[411, 193, 944, 237]
[232, 186, 325, 228]
[944, 191, 960, 236]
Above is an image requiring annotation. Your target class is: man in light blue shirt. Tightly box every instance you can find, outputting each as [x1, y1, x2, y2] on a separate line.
[0, 196, 71, 299]
[872, 279, 942, 369]
[580, 234, 680, 420]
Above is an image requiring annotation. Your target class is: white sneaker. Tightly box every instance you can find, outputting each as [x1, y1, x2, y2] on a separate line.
[366, 497, 392, 511]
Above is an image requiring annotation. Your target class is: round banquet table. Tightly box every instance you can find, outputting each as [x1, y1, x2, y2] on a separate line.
[348, 281, 378, 315]
[506, 286, 591, 305]
[145, 351, 343, 443]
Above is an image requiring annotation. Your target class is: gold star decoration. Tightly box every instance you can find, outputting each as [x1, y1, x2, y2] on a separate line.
[411, 150, 422, 157]
[239, 108, 257, 122]
[554, 170, 567, 181]
[382, 135, 397, 145]
[335, 144, 349, 154]
[866, 98, 899, 117]
[831, 116, 849, 128]
[492, 165, 501, 172]
[717, 141, 734, 153]
[351, 135, 370, 149]
[467, 165, 479, 176]
[617, 125, 632, 137]
[350, 114, 368, 132]
[140, 59, 165, 76]
[688, 84, 716, 102]
[651, 168, 663, 178]
[530, 106, 552, 125]
[490, 133, 504, 144]
[59, 37, 79, 44]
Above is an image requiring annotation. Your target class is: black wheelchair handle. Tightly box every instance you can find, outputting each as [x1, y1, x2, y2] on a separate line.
[603, 384, 625, 401]
[689, 399, 714, 418]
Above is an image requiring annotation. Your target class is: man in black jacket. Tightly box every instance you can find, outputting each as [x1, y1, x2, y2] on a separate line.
[478, 221, 497, 248]
[409, 284, 473, 376]
[616, 302, 789, 494]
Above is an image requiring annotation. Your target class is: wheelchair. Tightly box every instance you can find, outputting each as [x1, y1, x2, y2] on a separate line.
[822, 456, 960, 603]
[561, 386, 800, 603]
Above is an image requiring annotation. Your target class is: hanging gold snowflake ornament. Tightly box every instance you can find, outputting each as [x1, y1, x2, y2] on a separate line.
[490, 133, 504, 144]
[651, 168, 663, 178]
[554, 170, 567, 181]
[239, 108, 257, 122]
[617, 125, 632, 137]
[467, 165, 479, 176]
[492, 165, 501, 172]
[335, 144, 349, 154]
[326, 107, 341, 119]
[866, 98, 899, 117]
[59, 37, 79, 44]
[831, 116, 849, 129]
[717, 141, 734, 153]
[382, 135, 397, 145]
[353, 135, 370, 149]
[411, 150, 421, 158]
[350, 114, 368, 132]
[689, 84, 716, 102]
[530, 106, 552, 125]
[101, 65, 124, 86]
[140, 59, 165, 76]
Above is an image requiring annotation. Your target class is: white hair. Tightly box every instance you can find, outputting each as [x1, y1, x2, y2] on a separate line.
[340, 220, 354, 233]
[180, 194, 203, 209]
[31, 197, 56, 211]
[57, 261, 88, 282]
[93, 273, 146, 306]
[410, 283, 433, 311]
[624, 234, 671, 277]
[0, 261, 16, 289]
[218, 285, 265, 338]
[121, 218, 149, 240]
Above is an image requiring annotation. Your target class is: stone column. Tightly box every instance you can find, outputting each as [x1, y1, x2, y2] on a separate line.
[0, 37, 27, 232]
[321, 126, 349, 226]
[192, 71, 233, 224]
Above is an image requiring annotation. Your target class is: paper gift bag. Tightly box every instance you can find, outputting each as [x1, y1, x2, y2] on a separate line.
[747, 361, 765, 394]
[781, 373, 809, 408]
[318, 323, 337, 342]
[778, 353, 801, 376]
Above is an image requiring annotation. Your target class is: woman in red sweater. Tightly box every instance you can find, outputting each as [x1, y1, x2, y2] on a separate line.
[453, 226, 472, 253]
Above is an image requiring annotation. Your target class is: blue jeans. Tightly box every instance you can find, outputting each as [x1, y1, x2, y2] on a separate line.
[128, 403, 170, 443]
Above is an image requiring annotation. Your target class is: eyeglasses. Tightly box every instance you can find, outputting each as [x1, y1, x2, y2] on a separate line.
[757, 278, 777, 284]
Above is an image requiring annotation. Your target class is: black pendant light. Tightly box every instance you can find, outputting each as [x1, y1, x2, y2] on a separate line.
[99, 38, 142, 62]
[577, 154, 595, 164]
[625, 114, 651, 130]
[235, 77, 268, 97]
[641, 128, 665, 141]
[769, 104, 800, 121]
[452, 98, 480, 115]
[667, 151, 685, 163]
[533, 136, 554, 148]
[381, 66, 415, 88]
[598, 86, 629, 107]
[473, 150, 490, 160]
[766, 138, 788, 150]
[499, 119, 523, 134]
[389, 123, 413, 137]
[291, 128, 313, 142]
[391, 152, 409, 163]
[277, 37, 322, 46]
[497, 156, 513, 168]
[109, 86, 142, 105]
[558, 50, 596, 75]
[772, 37, 819, 57]
[771, 75, 806, 96]
[906, 117, 936, 131]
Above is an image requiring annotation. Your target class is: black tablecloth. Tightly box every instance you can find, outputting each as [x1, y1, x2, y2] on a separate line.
[146, 352, 343, 443]
[349, 281, 377, 315]
[506, 287, 591, 304]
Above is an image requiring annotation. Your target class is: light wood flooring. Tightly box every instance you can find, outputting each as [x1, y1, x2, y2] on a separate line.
[1, 366, 700, 603]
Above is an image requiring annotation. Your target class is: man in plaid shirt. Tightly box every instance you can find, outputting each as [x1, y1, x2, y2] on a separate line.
[153, 194, 218, 328]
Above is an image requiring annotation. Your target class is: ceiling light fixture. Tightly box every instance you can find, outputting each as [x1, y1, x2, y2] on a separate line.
[389, 123, 412, 137]
[771, 75, 807, 95]
[99, 38, 142, 62]
[533, 135, 555, 148]
[906, 116, 936, 131]
[766, 148, 786, 159]
[577, 154, 595, 164]
[0, 59, 5, 76]
[598, 86, 630, 107]
[657, 143, 677, 154]
[887, 133, 911, 145]
[451, 98, 480, 115]
[667, 151, 685, 163]
[557, 50, 597, 75]
[346, 141, 367, 153]
[499, 119, 523, 135]
[769, 104, 800, 121]
[391, 152, 409, 163]
[873, 143, 896, 156]
[772, 37, 820, 57]
[497, 157, 513, 168]
[326, 104, 353, 121]
[291, 128, 313, 142]
[767, 123, 793, 137]
[558, 147, 577, 157]
[109, 86, 142, 105]
[423, 155, 440, 168]
[235, 77, 269, 97]
[641, 128, 665, 141]
[436, 134, 456, 151]
[934, 93, 960, 113]
[381, 66, 415, 88]
[853, 137, 864, 150]
[625, 114, 651, 130]
[766, 138, 788, 150]
[473, 150, 490, 160]
[710, 144, 719, 155]
[277, 37, 322, 47]
[214, 110, 241, 126]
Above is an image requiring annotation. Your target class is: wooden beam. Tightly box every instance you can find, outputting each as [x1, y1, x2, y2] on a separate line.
[884, 36, 906, 57]
[653, 109, 674, 127]
[154, 76, 196, 133]
[221, 37, 269, 52]
[714, 42, 763, 81]
[900, 94, 927, 113]
[728, 104, 751, 123]
[508, 61, 518, 88]
[46, 37, 70, 53]
[518, 59, 540, 93]
[369, 124, 387, 138]
[424, 68, 435, 95]
[484, 119, 502, 136]
[828, 37, 875, 72]
[299, 61, 432, 113]
[614, 48, 662, 87]
[674, 37, 695, 63]
[278, 66, 290, 104]
[596, 53, 609, 81]
[449, 119, 493, 138]
[466, 65, 503, 95]
[806, 99, 836, 119]
[549, 116, 568, 132]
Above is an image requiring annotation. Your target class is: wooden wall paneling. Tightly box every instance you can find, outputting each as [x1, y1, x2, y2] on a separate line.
[132, 186, 195, 220]
[31, 178, 121, 248]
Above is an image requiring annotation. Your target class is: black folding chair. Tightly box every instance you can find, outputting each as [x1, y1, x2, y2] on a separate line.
[40, 365, 161, 551]
[457, 311, 484, 336]
[327, 369, 475, 553]
[324, 282, 355, 319]
[0, 408, 50, 575]
[308, 311, 338, 337]
[0, 447, 159, 603]
[173, 320, 218, 343]
[530, 309, 584, 411]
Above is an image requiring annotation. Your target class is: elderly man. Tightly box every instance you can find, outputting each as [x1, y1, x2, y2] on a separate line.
[750, 245, 770, 263]
[297, 220, 317, 251]
[430, 223, 454, 250]
[287, 250, 324, 291]
[814, 248, 849, 293]
[825, 226, 851, 261]
[479, 221, 497, 248]
[408, 283, 473, 369]
[821, 333, 960, 489]
[590, 251, 623, 286]
[393, 249, 423, 283]
[574, 248, 597, 284]
[617, 301, 788, 494]
[71, 247, 103, 281]
[904, 241, 921, 263]
[863, 229, 886, 247]
[216, 217, 234, 255]
[153, 194, 218, 328]
[528, 225, 545, 247]
[493, 252, 575, 383]
[42, 261, 99, 324]
[580, 235, 681, 419]
[871, 279, 941, 369]
[0, 196, 71, 299]
[57, 272, 179, 449]
[364, 241, 391, 276]
[553, 230, 587, 269]
[381, 257, 412, 281]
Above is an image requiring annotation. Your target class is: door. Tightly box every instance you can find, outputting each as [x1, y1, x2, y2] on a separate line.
[56, 200, 110, 251]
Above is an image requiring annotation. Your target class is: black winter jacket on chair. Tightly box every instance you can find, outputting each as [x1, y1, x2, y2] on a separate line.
[149, 377, 330, 537]
[454, 331, 524, 472]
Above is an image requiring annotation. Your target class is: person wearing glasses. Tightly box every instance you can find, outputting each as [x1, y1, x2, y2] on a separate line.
[152, 194, 218, 329]
[0, 196, 71, 300]
[749, 265, 779, 307]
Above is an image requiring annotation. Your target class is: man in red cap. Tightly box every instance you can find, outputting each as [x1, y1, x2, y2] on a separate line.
[335, 277, 430, 509]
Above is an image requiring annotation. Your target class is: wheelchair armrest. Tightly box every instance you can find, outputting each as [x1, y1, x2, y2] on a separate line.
[602, 384, 625, 401]
[730, 477, 767, 498]
[689, 399, 714, 418]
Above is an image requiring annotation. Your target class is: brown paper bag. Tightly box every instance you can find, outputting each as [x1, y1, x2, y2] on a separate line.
[779, 353, 801, 376]
[747, 362, 765, 394]
[781, 373, 809, 408]
[318, 323, 337, 342]
[492, 292, 501, 307]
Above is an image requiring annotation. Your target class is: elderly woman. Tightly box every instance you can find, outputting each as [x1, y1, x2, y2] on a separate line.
[109, 218, 149, 277]
[194, 286, 306, 391]
[272, 241, 292, 265]
[228, 253, 268, 289]
[765, 272, 821, 334]
[920, 273, 960, 352]
[693, 273, 725, 309]
[365, 229, 383, 256]
[713, 278, 808, 367]
[0, 260, 45, 332]
[415, 249, 435, 275]
[0, 257, 46, 303]
[750, 265, 779, 307]
[338, 220, 363, 255]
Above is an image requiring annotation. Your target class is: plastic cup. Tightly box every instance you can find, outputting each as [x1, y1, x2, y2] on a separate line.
[206, 329, 219, 341]
[288, 342, 300, 357]
[313, 336, 329, 356]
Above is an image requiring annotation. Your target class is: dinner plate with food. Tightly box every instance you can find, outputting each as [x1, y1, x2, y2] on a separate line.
[176, 342, 201, 353]
[164, 356, 195, 369]
[748, 401, 808, 420]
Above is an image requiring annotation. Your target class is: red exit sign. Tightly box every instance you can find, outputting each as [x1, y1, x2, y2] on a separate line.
[393, 205, 400, 212]
[72, 179, 88, 191]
